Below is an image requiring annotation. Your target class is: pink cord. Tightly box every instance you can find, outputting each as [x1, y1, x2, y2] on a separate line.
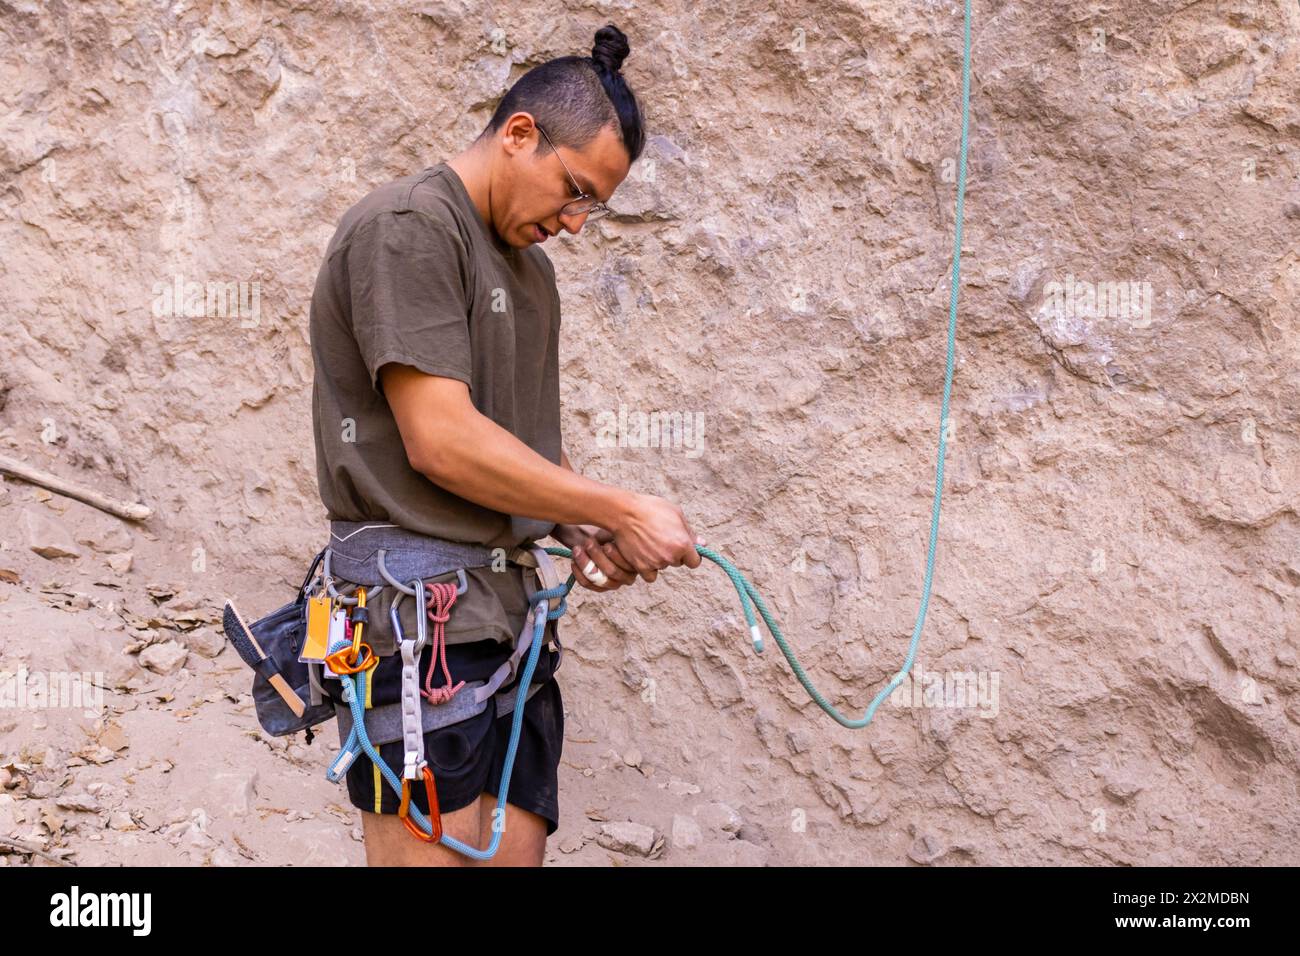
[421, 581, 465, 704]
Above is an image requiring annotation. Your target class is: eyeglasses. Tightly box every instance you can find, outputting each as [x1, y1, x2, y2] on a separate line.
[536, 123, 611, 222]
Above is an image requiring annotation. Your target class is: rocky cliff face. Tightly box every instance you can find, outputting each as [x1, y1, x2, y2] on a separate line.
[0, 1, 1296, 865]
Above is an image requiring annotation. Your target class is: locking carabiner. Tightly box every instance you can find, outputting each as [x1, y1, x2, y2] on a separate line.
[347, 587, 368, 660]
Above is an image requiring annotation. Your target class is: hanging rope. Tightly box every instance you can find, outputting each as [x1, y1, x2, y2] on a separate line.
[549, 0, 973, 728]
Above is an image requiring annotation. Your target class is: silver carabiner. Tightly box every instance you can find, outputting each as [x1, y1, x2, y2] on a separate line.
[390, 585, 428, 655]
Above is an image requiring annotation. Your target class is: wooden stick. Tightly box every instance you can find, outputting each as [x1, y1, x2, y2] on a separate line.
[0, 452, 151, 522]
[0, 835, 75, 866]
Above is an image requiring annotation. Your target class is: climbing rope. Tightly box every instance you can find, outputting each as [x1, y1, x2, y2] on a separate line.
[548, 0, 973, 729]
[421, 581, 467, 705]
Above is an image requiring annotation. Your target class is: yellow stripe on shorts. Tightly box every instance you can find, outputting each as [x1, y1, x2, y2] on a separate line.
[366, 668, 381, 812]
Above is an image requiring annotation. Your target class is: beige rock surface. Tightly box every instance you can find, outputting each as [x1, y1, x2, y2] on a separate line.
[0, 1, 1297, 866]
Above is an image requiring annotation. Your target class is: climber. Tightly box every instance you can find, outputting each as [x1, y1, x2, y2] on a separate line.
[307, 23, 705, 867]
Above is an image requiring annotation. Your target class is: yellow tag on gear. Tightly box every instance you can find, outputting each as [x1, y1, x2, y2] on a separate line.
[301, 591, 334, 663]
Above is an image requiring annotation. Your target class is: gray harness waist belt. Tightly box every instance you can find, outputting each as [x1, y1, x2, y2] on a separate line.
[326, 520, 536, 586]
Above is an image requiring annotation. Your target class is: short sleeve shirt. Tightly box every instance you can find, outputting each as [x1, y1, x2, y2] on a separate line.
[310, 162, 561, 550]
[309, 163, 563, 648]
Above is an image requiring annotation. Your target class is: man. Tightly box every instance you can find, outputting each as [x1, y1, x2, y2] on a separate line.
[308, 24, 703, 867]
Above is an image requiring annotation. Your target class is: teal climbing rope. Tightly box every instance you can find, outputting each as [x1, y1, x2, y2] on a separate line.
[550, 0, 973, 729]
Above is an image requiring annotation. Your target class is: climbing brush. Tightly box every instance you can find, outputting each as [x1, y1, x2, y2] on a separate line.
[221, 601, 306, 717]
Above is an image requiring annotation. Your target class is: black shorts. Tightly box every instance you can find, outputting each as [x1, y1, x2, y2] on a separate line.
[335, 640, 565, 838]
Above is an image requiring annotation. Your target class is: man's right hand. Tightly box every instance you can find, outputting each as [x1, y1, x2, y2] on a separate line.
[610, 493, 704, 582]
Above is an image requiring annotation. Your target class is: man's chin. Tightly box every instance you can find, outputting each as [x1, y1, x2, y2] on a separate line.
[491, 225, 530, 249]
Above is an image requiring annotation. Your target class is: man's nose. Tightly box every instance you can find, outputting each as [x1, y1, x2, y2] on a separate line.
[557, 210, 590, 234]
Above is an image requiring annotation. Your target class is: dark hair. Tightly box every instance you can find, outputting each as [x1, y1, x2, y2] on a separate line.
[480, 24, 645, 163]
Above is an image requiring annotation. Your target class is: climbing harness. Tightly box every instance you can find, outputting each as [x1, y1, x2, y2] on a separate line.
[321, 571, 565, 856]
[304, 521, 569, 860]
[223, 520, 568, 860]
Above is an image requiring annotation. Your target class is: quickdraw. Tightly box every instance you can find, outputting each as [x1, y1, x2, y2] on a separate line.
[399, 765, 440, 842]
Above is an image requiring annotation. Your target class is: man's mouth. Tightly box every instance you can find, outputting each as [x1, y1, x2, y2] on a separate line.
[533, 224, 550, 243]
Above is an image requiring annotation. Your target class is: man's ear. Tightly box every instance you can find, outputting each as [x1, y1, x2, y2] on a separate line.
[500, 111, 539, 158]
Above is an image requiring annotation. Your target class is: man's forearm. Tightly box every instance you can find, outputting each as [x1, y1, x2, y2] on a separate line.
[421, 408, 633, 530]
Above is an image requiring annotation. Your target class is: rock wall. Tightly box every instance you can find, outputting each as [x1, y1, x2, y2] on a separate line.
[1, 0, 1296, 864]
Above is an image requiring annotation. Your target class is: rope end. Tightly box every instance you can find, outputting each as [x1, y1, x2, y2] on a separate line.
[328, 748, 358, 780]
[750, 624, 764, 654]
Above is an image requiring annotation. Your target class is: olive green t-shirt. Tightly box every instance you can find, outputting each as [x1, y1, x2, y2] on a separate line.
[309, 162, 563, 647]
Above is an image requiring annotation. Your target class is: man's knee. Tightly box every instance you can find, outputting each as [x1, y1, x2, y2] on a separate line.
[359, 794, 547, 866]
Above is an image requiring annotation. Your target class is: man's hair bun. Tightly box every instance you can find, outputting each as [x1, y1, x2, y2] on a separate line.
[591, 24, 630, 74]
[484, 21, 644, 163]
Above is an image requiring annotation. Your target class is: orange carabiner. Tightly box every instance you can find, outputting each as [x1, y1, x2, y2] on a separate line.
[398, 765, 442, 842]
[325, 642, 377, 675]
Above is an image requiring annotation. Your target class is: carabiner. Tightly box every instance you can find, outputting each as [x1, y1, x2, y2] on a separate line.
[390, 588, 429, 655]
[398, 765, 442, 842]
[348, 587, 367, 660]
[323, 588, 372, 674]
